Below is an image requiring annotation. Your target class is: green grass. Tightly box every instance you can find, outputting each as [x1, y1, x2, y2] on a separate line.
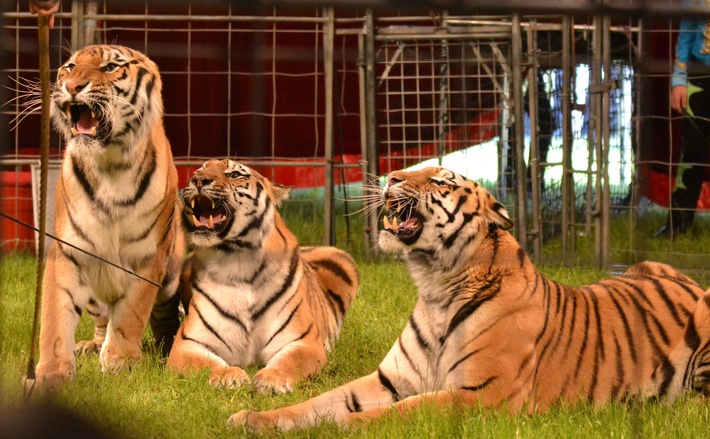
[1, 196, 709, 438]
[1, 251, 708, 438]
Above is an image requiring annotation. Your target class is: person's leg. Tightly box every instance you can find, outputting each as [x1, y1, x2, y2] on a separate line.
[660, 74, 710, 237]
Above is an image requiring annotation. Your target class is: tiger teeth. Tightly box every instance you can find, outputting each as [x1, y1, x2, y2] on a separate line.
[396, 204, 403, 214]
[90, 127, 97, 136]
[191, 199, 195, 209]
[383, 216, 399, 230]
[192, 215, 200, 228]
[208, 215, 214, 228]
[90, 110, 96, 119]
[71, 127, 79, 136]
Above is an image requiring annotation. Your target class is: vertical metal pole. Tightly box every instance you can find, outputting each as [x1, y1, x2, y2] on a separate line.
[511, 14, 527, 245]
[436, 12, 450, 166]
[365, 9, 380, 256]
[357, 32, 373, 256]
[323, 7, 335, 246]
[600, 15, 612, 268]
[71, 0, 85, 49]
[561, 16, 573, 264]
[499, 74, 510, 202]
[527, 23, 543, 263]
[84, 0, 98, 45]
[592, 16, 604, 267]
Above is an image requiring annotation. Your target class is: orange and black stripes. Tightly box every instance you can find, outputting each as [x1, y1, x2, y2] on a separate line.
[168, 160, 359, 393]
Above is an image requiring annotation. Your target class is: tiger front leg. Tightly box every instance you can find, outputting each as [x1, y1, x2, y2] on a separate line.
[229, 372, 398, 432]
[100, 280, 159, 373]
[35, 245, 88, 389]
[75, 299, 109, 356]
[168, 328, 250, 389]
[253, 339, 328, 394]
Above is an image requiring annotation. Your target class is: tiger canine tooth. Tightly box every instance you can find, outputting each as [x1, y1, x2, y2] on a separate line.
[71, 127, 79, 136]
[192, 215, 201, 228]
[90, 110, 96, 119]
[384, 216, 391, 229]
[396, 204, 404, 214]
[392, 216, 399, 229]
[90, 127, 97, 136]
[191, 198, 195, 209]
[208, 215, 214, 228]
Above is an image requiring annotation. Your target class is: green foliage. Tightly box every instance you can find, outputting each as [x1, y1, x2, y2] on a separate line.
[1, 202, 708, 438]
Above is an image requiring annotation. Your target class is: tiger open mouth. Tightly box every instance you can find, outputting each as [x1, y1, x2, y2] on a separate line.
[65, 102, 108, 139]
[383, 198, 423, 244]
[184, 194, 231, 234]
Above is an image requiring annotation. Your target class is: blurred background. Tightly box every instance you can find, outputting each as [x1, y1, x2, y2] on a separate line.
[2, 0, 709, 278]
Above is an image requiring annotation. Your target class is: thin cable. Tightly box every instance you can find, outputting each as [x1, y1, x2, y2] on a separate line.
[0, 211, 161, 288]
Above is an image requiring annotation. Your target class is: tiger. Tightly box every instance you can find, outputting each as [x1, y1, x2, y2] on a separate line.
[229, 166, 709, 432]
[167, 159, 359, 393]
[35, 45, 185, 389]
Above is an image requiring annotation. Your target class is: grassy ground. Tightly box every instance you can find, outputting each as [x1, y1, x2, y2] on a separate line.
[1, 248, 708, 438]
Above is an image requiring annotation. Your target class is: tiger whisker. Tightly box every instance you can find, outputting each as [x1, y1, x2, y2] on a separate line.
[9, 102, 44, 131]
[346, 202, 385, 218]
[336, 193, 382, 202]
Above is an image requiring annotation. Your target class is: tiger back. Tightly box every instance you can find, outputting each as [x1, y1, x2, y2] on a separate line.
[167, 159, 359, 393]
[35, 45, 184, 389]
[230, 166, 708, 432]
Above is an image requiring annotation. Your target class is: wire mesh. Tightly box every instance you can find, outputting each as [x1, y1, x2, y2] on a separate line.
[1, 1, 709, 276]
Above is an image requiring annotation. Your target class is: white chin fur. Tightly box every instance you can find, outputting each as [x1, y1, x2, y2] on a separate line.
[189, 234, 221, 249]
[378, 230, 405, 253]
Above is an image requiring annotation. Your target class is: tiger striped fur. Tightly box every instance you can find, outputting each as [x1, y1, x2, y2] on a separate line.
[230, 166, 708, 432]
[35, 45, 184, 389]
[647, 287, 710, 400]
[167, 159, 359, 393]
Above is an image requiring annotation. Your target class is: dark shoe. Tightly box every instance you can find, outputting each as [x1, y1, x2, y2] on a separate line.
[653, 224, 687, 239]
[653, 225, 672, 238]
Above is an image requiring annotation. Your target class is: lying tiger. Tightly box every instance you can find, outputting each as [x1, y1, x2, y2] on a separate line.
[230, 166, 710, 431]
[168, 159, 359, 393]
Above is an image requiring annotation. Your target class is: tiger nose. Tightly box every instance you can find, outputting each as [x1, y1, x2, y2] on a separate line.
[64, 79, 88, 96]
[192, 175, 213, 190]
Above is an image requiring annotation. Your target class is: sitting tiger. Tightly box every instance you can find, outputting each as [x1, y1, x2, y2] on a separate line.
[230, 166, 710, 432]
[35, 45, 184, 389]
[167, 159, 359, 393]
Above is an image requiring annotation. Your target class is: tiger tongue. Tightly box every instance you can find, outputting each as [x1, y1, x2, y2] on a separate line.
[76, 109, 99, 134]
[197, 213, 226, 228]
[400, 218, 419, 229]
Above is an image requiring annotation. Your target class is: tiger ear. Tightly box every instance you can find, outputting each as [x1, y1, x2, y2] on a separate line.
[488, 201, 514, 231]
[271, 183, 293, 206]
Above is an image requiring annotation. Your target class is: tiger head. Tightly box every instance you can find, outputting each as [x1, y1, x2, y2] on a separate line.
[181, 159, 292, 249]
[379, 167, 513, 259]
[51, 45, 162, 147]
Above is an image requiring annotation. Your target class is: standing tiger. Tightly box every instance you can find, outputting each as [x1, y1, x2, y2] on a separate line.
[167, 159, 359, 393]
[230, 166, 709, 432]
[35, 45, 184, 389]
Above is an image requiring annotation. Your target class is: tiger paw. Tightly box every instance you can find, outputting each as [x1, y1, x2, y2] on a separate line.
[35, 359, 76, 390]
[341, 408, 387, 426]
[252, 368, 295, 394]
[209, 366, 250, 389]
[227, 410, 276, 433]
[99, 348, 141, 373]
[75, 339, 103, 356]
